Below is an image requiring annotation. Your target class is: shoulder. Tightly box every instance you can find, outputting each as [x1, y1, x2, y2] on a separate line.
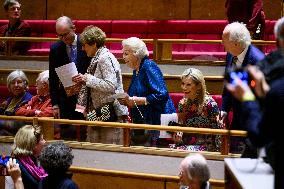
[50, 41, 64, 49]
[248, 45, 265, 60]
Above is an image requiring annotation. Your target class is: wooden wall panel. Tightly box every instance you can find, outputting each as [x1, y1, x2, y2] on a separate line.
[191, 0, 282, 20]
[46, 0, 190, 20]
[263, 0, 282, 20]
[191, 0, 226, 19]
[0, 0, 281, 20]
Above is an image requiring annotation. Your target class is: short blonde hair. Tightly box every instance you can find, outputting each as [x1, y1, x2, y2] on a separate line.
[181, 68, 206, 113]
[80, 25, 106, 48]
[12, 125, 42, 156]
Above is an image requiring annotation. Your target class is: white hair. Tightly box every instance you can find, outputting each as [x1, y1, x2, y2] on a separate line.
[36, 70, 49, 85]
[274, 17, 284, 41]
[183, 153, 210, 183]
[223, 22, 251, 48]
[122, 37, 149, 59]
[7, 69, 28, 88]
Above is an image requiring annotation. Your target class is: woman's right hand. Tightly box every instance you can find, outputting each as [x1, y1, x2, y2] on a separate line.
[173, 132, 183, 143]
[72, 74, 87, 84]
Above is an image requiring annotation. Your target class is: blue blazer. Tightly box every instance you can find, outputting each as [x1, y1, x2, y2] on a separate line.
[221, 45, 265, 130]
[49, 36, 91, 119]
[128, 56, 176, 125]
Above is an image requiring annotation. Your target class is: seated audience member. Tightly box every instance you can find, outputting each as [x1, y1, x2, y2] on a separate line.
[170, 68, 220, 152]
[38, 142, 78, 189]
[73, 25, 128, 144]
[6, 158, 24, 189]
[179, 153, 211, 189]
[118, 37, 176, 147]
[0, 0, 31, 55]
[16, 70, 52, 117]
[5, 125, 47, 189]
[0, 70, 32, 135]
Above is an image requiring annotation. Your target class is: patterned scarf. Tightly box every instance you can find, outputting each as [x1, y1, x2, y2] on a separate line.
[77, 46, 107, 109]
[18, 156, 48, 181]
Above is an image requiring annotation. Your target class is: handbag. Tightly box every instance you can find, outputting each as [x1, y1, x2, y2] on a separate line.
[87, 103, 117, 122]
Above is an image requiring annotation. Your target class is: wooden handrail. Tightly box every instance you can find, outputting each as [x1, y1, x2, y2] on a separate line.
[156, 38, 276, 45]
[0, 115, 247, 137]
[0, 37, 154, 43]
[0, 36, 275, 45]
[69, 166, 225, 186]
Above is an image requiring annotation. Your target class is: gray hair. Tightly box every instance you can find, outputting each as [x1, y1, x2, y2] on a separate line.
[3, 0, 19, 11]
[39, 142, 74, 174]
[36, 70, 49, 85]
[56, 16, 74, 29]
[122, 37, 149, 59]
[181, 68, 206, 113]
[7, 69, 28, 88]
[274, 17, 284, 41]
[184, 153, 210, 184]
[223, 22, 251, 48]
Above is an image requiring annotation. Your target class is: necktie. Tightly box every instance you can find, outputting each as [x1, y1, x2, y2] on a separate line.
[69, 45, 77, 63]
[232, 56, 238, 68]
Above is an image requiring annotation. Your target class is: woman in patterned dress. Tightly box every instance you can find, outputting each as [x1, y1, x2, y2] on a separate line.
[171, 68, 221, 152]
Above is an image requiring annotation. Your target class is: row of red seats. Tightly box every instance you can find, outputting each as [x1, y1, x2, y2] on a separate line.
[0, 20, 277, 60]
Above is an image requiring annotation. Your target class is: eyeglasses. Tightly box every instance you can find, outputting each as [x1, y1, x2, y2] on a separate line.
[57, 31, 71, 38]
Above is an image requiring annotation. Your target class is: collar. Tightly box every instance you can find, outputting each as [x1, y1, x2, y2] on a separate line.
[236, 45, 249, 66]
[71, 34, 77, 46]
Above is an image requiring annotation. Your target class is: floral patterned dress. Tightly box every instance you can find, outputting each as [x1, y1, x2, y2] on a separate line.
[171, 95, 221, 151]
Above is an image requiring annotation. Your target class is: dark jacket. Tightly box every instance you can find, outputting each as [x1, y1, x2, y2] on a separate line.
[222, 45, 265, 130]
[49, 36, 91, 119]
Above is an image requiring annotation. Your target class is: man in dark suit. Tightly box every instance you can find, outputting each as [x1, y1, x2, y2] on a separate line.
[219, 22, 265, 154]
[226, 16, 284, 189]
[0, 0, 31, 55]
[49, 16, 91, 139]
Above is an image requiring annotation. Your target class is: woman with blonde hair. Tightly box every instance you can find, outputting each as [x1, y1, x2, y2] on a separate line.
[171, 68, 221, 151]
[6, 125, 47, 189]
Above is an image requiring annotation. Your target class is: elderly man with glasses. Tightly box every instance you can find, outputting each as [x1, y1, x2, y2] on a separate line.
[49, 16, 91, 140]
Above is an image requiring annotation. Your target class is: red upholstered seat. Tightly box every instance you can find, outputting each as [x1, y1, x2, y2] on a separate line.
[0, 19, 277, 58]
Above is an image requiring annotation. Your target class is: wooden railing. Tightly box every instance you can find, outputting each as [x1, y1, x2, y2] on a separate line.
[0, 36, 276, 64]
[69, 166, 225, 189]
[0, 115, 247, 156]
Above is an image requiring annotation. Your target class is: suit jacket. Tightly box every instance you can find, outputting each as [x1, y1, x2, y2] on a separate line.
[221, 45, 265, 130]
[49, 36, 91, 119]
[0, 19, 31, 54]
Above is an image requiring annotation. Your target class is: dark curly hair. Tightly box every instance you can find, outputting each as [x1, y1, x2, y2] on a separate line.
[39, 142, 73, 174]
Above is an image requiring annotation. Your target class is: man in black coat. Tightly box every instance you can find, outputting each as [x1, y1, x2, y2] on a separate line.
[49, 16, 91, 139]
